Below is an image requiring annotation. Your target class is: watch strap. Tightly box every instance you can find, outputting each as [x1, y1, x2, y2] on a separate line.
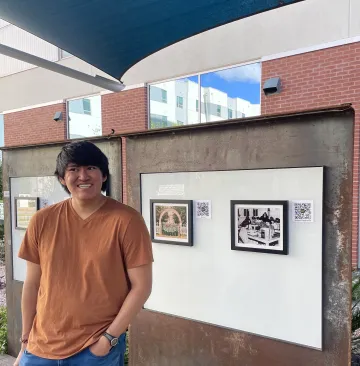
[103, 332, 118, 347]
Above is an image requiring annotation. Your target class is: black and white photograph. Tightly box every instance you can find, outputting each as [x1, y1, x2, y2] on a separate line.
[231, 200, 288, 255]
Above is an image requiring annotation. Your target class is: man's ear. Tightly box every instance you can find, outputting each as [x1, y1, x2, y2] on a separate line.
[59, 177, 66, 186]
[102, 175, 108, 183]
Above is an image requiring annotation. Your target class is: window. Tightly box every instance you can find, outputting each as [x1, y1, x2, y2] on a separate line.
[177, 96, 184, 109]
[83, 99, 91, 115]
[67, 95, 102, 139]
[149, 62, 260, 129]
[216, 105, 221, 117]
[149, 76, 199, 128]
[200, 62, 261, 123]
[60, 49, 72, 59]
[161, 89, 167, 103]
[150, 114, 169, 128]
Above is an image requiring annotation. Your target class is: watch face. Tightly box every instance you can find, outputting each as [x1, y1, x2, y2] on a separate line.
[110, 338, 118, 347]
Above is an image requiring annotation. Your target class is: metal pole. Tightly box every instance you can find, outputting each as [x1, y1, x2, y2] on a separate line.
[0, 43, 125, 92]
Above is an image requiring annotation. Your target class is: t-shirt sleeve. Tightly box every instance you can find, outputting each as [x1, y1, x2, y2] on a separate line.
[18, 213, 41, 265]
[122, 212, 154, 269]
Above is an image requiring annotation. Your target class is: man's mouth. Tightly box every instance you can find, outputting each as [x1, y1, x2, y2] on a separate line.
[78, 184, 92, 189]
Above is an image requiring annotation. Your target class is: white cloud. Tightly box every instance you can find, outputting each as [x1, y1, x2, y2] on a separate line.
[215, 63, 261, 84]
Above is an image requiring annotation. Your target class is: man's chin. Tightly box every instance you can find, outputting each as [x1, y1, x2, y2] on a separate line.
[71, 191, 100, 200]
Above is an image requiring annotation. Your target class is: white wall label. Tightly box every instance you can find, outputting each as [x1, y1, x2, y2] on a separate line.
[157, 184, 184, 196]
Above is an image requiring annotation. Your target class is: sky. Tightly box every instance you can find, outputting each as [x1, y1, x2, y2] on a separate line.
[188, 62, 261, 105]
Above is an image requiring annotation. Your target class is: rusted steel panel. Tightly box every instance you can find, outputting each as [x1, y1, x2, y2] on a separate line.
[126, 109, 354, 366]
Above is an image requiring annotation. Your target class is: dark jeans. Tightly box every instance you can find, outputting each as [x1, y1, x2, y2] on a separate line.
[20, 333, 126, 366]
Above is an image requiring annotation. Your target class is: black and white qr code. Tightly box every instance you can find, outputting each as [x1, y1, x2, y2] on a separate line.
[196, 200, 211, 219]
[294, 202, 313, 222]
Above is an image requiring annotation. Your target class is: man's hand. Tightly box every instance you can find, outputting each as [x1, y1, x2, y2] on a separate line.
[89, 336, 111, 357]
[13, 343, 26, 366]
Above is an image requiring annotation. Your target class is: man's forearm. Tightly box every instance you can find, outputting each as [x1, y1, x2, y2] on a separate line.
[21, 282, 38, 339]
[106, 287, 151, 337]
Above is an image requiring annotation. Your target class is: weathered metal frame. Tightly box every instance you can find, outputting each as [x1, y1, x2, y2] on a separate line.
[125, 107, 354, 366]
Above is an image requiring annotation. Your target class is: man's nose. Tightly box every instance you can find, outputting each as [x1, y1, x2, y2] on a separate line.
[78, 168, 89, 180]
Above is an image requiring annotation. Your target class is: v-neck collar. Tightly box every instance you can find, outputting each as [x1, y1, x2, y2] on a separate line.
[68, 197, 109, 224]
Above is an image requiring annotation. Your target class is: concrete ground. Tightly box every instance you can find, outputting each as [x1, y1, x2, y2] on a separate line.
[0, 354, 15, 365]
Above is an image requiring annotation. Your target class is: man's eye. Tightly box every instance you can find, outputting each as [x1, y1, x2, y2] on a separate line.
[88, 166, 97, 170]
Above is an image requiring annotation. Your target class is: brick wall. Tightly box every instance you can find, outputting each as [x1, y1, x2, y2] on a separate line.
[4, 103, 67, 146]
[102, 87, 148, 136]
[102, 88, 148, 205]
[262, 42, 360, 267]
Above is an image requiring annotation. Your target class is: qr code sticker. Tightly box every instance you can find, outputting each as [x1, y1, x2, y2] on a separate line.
[293, 200, 314, 222]
[195, 200, 211, 219]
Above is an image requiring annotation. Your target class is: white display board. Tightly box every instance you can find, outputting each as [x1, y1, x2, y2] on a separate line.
[141, 167, 323, 349]
[10, 176, 69, 282]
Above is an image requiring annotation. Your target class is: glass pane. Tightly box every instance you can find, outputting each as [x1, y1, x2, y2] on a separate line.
[200, 63, 261, 123]
[68, 96, 102, 139]
[60, 49, 72, 59]
[149, 76, 199, 129]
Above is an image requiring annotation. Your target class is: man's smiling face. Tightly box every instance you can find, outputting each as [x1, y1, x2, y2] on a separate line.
[60, 164, 107, 200]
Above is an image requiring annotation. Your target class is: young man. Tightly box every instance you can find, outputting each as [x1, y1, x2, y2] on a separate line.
[14, 141, 153, 366]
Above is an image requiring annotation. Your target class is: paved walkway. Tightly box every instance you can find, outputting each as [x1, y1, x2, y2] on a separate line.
[0, 354, 15, 365]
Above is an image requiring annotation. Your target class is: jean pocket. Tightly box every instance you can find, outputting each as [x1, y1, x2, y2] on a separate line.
[87, 346, 114, 359]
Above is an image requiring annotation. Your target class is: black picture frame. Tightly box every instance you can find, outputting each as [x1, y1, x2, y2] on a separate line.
[231, 200, 288, 255]
[15, 197, 39, 230]
[150, 199, 193, 246]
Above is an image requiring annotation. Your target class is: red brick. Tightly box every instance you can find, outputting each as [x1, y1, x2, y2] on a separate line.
[4, 103, 66, 146]
[262, 42, 360, 267]
[101, 88, 148, 136]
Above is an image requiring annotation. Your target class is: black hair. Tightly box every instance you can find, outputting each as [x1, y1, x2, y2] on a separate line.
[54, 141, 109, 194]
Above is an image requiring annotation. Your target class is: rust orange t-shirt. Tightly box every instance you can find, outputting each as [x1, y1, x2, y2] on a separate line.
[18, 197, 153, 359]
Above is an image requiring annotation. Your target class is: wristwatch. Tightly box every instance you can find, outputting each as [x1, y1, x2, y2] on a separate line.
[102, 332, 119, 348]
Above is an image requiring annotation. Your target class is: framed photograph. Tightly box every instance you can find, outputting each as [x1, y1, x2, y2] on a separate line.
[150, 199, 193, 246]
[231, 200, 288, 255]
[15, 197, 39, 230]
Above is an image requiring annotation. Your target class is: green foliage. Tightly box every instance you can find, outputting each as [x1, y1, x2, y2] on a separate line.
[353, 272, 360, 353]
[0, 307, 7, 354]
[124, 331, 129, 365]
[0, 222, 4, 265]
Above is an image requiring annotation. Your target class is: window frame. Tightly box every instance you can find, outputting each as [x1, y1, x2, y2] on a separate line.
[161, 89, 167, 103]
[216, 105, 221, 117]
[66, 94, 101, 139]
[58, 48, 72, 60]
[176, 96, 184, 109]
[147, 60, 261, 129]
